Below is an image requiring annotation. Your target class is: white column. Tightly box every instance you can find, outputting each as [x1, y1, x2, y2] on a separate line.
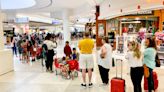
[0, 13, 5, 50]
[0, 0, 14, 75]
[62, 9, 70, 42]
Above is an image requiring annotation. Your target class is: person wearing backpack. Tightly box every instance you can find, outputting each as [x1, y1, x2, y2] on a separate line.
[44, 34, 57, 73]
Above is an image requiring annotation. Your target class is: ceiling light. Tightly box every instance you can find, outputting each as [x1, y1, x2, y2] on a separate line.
[146, 0, 151, 3]
[91, 9, 96, 13]
[135, 17, 140, 20]
[121, 18, 127, 21]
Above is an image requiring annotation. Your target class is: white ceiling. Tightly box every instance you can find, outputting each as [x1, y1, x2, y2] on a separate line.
[1, 0, 36, 9]
[1, 0, 164, 24]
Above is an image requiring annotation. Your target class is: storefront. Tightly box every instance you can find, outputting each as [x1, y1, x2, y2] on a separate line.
[106, 9, 164, 65]
[107, 10, 164, 34]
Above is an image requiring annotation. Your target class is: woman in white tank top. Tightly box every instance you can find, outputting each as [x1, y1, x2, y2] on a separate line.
[98, 37, 112, 85]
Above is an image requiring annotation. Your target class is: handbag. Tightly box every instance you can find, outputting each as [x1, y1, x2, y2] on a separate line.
[143, 65, 150, 78]
[155, 54, 161, 67]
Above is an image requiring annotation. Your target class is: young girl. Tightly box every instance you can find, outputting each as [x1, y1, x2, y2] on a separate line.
[126, 41, 143, 92]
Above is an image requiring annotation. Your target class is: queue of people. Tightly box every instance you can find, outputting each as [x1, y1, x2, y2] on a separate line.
[77, 32, 158, 92]
[126, 37, 157, 92]
[9, 31, 158, 92]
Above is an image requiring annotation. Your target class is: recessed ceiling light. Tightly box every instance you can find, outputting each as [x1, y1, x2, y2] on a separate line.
[135, 17, 140, 20]
[121, 18, 126, 21]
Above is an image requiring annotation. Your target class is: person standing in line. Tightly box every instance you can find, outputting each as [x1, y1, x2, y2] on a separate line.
[126, 41, 143, 92]
[78, 32, 94, 87]
[42, 36, 48, 69]
[98, 37, 112, 86]
[17, 36, 23, 60]
[44, 34, 57, 73]
[64, 41, 72, 58]
[143, 37, 156, 92]
[72, 48, 79, 61]
[22, 39, 28, 62]
[11, 37, 18, 57]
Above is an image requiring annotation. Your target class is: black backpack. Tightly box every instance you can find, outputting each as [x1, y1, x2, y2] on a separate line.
[42, 44, 48, 51]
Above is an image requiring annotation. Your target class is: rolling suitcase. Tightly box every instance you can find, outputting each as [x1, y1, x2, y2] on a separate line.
[144, 71, 159, 90]
[111, 59, 125, 92]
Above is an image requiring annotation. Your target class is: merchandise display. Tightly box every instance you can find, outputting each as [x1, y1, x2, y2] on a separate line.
[155, 32, 164, 65]
[108, 31, 116, 50]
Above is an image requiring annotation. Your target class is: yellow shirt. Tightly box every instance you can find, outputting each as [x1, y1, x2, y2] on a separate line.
[78, 38, 94, 54]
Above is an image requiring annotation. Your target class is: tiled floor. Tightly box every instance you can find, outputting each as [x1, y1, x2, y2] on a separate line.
[0, 41, 164, 92]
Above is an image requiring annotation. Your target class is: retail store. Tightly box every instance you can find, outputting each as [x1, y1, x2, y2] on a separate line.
[0, 0, 164, 92]
[106, 9, 164, 65]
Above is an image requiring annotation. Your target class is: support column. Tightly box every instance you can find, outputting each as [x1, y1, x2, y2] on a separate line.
[0, 13, 5, 50]
[0, 1, 14, 75]
[62, 9, 70, 42]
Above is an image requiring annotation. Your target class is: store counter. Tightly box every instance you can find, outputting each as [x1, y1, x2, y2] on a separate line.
[0, 49, 14, 75]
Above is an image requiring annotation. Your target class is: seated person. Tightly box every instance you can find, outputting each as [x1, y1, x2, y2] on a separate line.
[61, 56, 70, 65]
[60, 56, 70, 78]
[72, 48, 79, 61]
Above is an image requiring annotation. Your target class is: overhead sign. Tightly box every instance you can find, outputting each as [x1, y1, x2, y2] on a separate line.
[126, 10, 154, 16]
[15, 17, 29, 23]
[52, 20, 61, 25]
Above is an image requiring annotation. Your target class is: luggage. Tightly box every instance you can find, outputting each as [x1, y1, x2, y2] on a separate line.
[144, 71, 159, 90]
[111, 59, 125, 92]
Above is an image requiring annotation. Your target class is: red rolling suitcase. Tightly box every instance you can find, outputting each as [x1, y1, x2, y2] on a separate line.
[144, 71, 159, 90]
[111, 59, 125, 92]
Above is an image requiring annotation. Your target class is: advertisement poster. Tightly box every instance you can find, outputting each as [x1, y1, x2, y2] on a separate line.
[98, 23, 104, 37]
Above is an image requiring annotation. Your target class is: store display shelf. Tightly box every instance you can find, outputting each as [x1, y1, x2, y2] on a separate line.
[127, 32, 138, 34]
[158, 51, 164, 54]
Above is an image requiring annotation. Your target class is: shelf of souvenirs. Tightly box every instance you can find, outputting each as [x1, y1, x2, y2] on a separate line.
[157, 51, 164, 54]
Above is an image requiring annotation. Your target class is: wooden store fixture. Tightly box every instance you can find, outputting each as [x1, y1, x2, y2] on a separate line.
[96, 19, 106, 47]
[154, 9, 164, 31]
[95, 5, 107, 47]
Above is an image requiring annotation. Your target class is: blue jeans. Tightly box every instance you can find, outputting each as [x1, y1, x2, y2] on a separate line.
[12, 47, 17, 56]
[147, 67, 154, 92]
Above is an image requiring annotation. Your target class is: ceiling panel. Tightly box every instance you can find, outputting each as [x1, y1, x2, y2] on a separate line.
[1, 0, 164, 22]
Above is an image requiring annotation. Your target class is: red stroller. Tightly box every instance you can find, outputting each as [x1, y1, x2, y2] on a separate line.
[67, 60, 79, 79]
[54, 58, 63, 75]
[36, 47, 42, 59]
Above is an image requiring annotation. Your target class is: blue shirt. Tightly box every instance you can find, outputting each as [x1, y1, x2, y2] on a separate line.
[143, 48, 156, 69]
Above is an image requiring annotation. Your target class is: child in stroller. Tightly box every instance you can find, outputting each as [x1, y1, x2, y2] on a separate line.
[54, 56, 79, 79]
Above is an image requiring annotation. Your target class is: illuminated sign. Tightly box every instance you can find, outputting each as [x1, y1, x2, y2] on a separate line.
[126, 10, 154, 16]
[15, 17, 29, 23]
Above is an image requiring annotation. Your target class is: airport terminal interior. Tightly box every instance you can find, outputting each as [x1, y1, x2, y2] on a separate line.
[0, 0, 164, 92]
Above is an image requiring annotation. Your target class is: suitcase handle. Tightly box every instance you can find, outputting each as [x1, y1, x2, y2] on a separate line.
[116, 59, 123, 79]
